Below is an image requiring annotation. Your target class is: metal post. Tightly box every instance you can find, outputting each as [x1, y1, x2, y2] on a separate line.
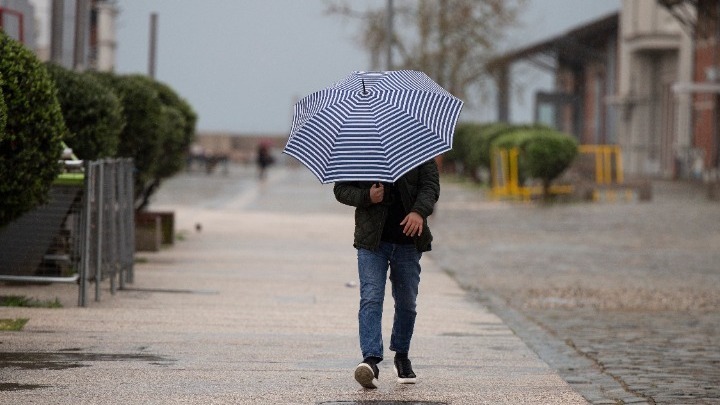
[117, 160, 127, 290]
[496, 67, 510, 123]
[386, 0, 393, 70]
[95, 162, 104, 302]
[126, 160, 135, 283]
[74, 0, 90, 70]
[50, 0, 65, 65]
[148, 13, 158, 78]
[107, 161, 117, 295]
[79, 162, 92, 306]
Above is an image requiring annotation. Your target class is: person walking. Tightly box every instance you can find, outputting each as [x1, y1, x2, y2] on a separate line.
[256, 142, 274, 180]
[333, 159, 440, 389]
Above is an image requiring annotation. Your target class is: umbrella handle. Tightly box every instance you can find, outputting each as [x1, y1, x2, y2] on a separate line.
[362, 79, 367, 95]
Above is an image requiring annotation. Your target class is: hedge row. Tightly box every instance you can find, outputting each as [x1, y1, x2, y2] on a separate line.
[58, 70, 197, 211]
[446, 122, 578, 197]
[0, 32, 67, 227]
[0, 32, 197, 227]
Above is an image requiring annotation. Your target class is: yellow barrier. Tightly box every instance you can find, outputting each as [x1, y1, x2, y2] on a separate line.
[490, 144, 626, 201]
[577, 145, 623, 185]
[577, 145, 630, 202]
[490, 147, 573, 201]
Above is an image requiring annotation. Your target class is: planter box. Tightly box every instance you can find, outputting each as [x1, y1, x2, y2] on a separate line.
[0, 185, 83, 276]
[155, 211, 175, 245]
[134, 211, 175, 252]
[135, 213, 161, 252]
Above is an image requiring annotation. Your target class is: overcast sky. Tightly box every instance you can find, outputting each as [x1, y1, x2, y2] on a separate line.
[115, 0, 620, 135]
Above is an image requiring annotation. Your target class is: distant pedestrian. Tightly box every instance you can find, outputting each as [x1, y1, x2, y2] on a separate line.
[333, 159, 440, 389]
[256, 142, 274, 180]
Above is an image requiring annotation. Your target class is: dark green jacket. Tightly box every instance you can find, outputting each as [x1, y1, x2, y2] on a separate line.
[333, 160, 440, 252]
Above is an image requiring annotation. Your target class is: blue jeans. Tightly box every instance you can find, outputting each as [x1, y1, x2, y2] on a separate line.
[357, 242, 422, 360]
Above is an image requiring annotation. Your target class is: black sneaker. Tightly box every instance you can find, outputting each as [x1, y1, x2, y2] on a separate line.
[354, 360, 379, 389]
[393, 357, 417, 384]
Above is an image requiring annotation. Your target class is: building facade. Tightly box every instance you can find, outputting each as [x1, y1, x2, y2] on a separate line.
[488, 13, 620, 146]
[1, 0, 117, 72]
[490, 0, 701, 180]
[693, 0, 720, 179]
[0, 0, 35, 45]
[616, 0, 694, 179]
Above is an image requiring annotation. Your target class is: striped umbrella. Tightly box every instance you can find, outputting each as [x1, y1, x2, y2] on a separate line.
[284, 70, 463, 184]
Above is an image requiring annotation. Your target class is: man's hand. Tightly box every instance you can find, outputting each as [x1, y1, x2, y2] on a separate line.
[400, 212, 423, 237]
[370, 183, 384, 204]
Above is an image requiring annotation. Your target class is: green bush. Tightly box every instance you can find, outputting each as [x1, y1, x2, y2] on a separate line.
[45, 63, 124, 160]
[90, 73, 197, 210]
[91, 73, 164, 209]
[0, 32, 67, 227]
[446, 122, 484, 178]
[0, 71, 6, 140]
[127, 76, 197, 210]
[446, 122, 479, 164]
[142, 78, 197, 178]
[492, 127, 578, 199]
[524, 130, 578, 194]
[148, 79, 197, 149]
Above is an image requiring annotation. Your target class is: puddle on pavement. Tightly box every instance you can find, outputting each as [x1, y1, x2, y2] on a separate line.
[0, 351, 176, 392]
[0, 351, 175, 371]
[0, 382, 51, 391]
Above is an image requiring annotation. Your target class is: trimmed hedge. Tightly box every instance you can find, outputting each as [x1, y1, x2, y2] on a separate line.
[445, 122, 486, 179]
[45, 63, 124, 160]
[492, 127, 578, 198]
[0, 71, 6, 140]
[141, 77, 197, 180]
[122, 76, 197, 210]
[0, 32, 67, 227]
[448, 121, 578, 199]
[91, 73, 164, 208]
[90, 73, 197, 210]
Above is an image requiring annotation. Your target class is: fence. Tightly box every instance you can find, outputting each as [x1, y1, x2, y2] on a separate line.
[0, 159, 134, 306]
[576, 145, 624, 185]
[490, 147, 573, 201]
[78, 159, 135, 306]
[574, 145, 643, 202]
[489, 144, 650, 202]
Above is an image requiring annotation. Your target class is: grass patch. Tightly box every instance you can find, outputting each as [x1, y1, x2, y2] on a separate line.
[0, 318, 29, 331]
[0, 296, 63, 308]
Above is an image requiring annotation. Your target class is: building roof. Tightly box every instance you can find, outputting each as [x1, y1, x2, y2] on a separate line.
[487, 12, 619, 70]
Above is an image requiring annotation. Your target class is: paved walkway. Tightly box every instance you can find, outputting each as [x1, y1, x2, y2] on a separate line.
[0, 165, 586, 404]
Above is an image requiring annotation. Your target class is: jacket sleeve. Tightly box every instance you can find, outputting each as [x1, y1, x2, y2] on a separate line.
[411, 160, 440, 218]
[334, 181, 373, 208]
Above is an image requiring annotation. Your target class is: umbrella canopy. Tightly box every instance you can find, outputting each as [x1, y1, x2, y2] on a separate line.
[284, 70, 463, 184]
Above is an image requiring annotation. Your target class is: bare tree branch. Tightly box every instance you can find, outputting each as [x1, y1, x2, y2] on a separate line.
[325, 0, 527, 101]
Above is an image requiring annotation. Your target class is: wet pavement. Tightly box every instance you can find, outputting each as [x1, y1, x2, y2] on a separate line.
[0, 164, 585, 404]
[430, 178, 720, 404]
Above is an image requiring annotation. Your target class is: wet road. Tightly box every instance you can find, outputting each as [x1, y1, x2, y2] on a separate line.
[429, 179, 720, 404]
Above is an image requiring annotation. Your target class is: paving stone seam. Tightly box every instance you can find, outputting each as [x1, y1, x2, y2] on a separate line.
[559, 332, 657, 405]
[446, 276, 646, 405]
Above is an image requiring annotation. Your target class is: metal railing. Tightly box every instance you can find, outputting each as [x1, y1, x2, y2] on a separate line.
[0, 159, 135, 306]
[78, 159, 135, 306]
